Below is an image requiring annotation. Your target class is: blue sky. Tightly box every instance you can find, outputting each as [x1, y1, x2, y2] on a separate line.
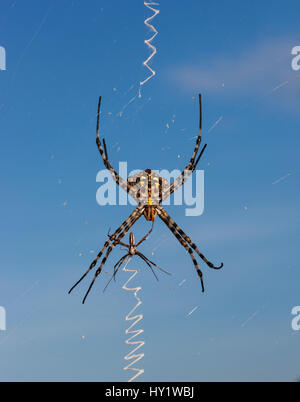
[0, 0, 300, 382]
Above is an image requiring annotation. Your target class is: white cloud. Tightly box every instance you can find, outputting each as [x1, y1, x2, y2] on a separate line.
[167, 37, 300, 103]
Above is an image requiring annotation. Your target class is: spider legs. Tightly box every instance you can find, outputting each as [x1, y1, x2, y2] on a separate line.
[136, 252, 171, 276]
[107, 234, 128, 248]
[161, 94, 207, 201]
[136, 221, 154, 247]
[105, 249, 170, 290]
[157, 209, 205, 291]
[136, 253, 159, 281]
[190, 94, 203, 164]
[95, 96, 134, 196]
[103, 138, 108, 160]
[157, 211, 204, 290]
[106, 251, 160, 292]
[82, 208, 143, 303]
[157, 206, 223, 290]
[158, 206, 223, 270]
[68, 206, 143, 295]
[103, 254, 130, 292]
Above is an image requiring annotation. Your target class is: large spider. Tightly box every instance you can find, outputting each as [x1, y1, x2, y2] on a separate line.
[69, 94, 223, 303]
[103, 226, 170, 292]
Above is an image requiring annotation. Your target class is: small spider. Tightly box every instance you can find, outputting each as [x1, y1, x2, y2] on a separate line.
[103, 226, 170, 292]
[69, 94, 223, 303]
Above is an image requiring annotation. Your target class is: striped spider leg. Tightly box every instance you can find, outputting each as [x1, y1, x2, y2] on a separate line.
[96, 96, 140, 199]
[104, 225, 171, 292]
[81, 206, 145, 304]
[156, 206, 223, 291]
[69, 205, 144, 299]
[162, 94, 207, 201]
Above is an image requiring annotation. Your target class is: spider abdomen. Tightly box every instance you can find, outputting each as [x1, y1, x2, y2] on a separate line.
[128, 169, 168, 207]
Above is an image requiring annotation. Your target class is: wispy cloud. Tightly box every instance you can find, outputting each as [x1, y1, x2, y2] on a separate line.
[167, 37, 300, 104]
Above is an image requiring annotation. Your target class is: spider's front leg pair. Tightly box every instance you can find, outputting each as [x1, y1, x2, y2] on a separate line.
[161, 94, 207, 201]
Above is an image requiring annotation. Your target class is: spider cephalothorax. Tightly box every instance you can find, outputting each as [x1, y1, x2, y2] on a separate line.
[69, 94, 223, 303]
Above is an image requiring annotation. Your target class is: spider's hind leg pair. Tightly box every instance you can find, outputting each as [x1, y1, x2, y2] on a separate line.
[69, 205, 144, 303]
